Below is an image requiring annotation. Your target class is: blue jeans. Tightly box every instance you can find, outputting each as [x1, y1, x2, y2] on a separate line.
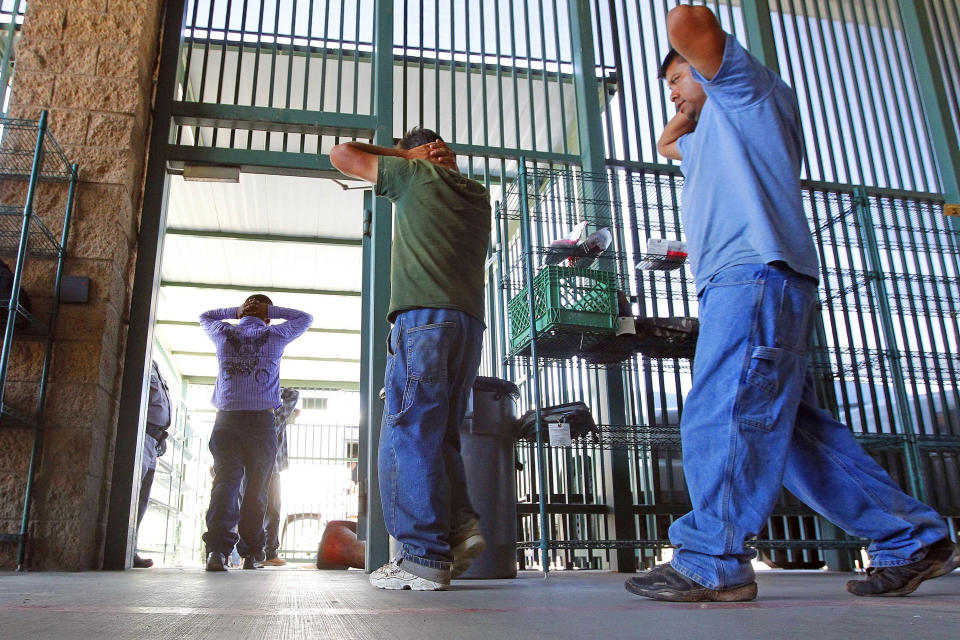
[203, 409, 278, 559]
[670, 263, 948, 589]
[379, 308, 485, 581]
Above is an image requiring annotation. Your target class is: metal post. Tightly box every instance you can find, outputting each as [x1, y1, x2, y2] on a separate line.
[493, 202, 510, 378]
[741, 0, 780, 74]
[356, 191, 372, 541]
[853, 188, 926, 501]
[518, 159, 550, 576]
[568, 0, 635, 572]
[363, 0, 393, 573]
[105, 0, 186, 570]
[897, 0, 960, 230]
[0, 0, 22, 116]
[0, 110, 46, 408]
[15, 160, 76, 570]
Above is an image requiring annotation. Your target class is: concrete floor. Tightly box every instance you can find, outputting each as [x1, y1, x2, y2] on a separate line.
[0, 567, 957, 639]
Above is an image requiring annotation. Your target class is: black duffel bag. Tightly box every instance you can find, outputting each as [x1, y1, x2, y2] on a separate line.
[517, 401, 596, 442]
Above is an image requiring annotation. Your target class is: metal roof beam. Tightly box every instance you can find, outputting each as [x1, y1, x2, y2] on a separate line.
[165, 228, 361, 247]
[180, 38, 577, 83]
[166, 146, 342, 179]
[171, 102, 377, 138]
[160, 280, 361, 297]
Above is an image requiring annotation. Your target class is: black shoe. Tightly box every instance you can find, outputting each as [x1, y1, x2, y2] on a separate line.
[624, 563, 758, 602]
[205, 552, 228, 572]
[847, 537, 960, 597]
[133, 554, 153, 569]
[242, 556, 259, 570]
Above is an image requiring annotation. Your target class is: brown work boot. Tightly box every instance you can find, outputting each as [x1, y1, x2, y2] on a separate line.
[846, 537, 959, 597]
[449, 518, 486, 578]
[624, 563, 757, 602]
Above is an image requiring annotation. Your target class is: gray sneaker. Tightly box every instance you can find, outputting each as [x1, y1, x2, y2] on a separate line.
[369, 561, 450, 591]
[449, 519, 486, 578]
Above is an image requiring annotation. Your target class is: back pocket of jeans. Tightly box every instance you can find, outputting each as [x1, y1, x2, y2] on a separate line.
[734, 346, 783, 432]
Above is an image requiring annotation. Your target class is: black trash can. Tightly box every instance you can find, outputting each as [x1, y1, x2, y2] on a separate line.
[459, 376, 521, 579]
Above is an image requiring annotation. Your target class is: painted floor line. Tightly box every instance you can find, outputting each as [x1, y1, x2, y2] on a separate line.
[1, 597, 958, 617]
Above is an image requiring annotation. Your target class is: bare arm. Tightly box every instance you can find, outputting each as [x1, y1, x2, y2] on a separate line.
[657, 112, 697, 161]
[329, 142, 404, 183]
[666, 5, 726, 81]
[329, 141, 455, 183]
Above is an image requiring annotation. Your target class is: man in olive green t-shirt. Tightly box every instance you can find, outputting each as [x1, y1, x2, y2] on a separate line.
[331, 128, 491, 591]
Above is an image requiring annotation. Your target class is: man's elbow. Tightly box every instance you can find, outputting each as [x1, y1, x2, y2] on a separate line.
[330, 143, 351, 174]
[656, 141, 680, 162]
[666, 5, 715, 46]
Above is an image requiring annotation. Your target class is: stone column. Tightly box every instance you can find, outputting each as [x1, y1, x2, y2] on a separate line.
[0, 0, 164, 570]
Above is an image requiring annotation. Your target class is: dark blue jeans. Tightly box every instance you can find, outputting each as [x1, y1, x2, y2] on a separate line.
[379, 308, 485, 580]
[669, 263, 948, 589]
[203, 409, 278, 559]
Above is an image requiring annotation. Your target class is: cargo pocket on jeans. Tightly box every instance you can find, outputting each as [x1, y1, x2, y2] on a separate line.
[733, 346, 785, 432]
[383, 323, 404, 420]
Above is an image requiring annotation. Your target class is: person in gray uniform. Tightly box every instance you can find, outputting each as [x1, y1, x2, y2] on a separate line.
[133, 360, 172, 568]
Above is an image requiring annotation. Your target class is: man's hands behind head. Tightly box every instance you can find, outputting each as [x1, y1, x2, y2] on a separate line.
[405, 139, 457, 171]
[238, 299, 269, 322]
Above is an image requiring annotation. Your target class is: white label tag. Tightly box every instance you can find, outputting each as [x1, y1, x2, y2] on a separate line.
[549, 422, 572, 447]
[616, 316, 636, 335]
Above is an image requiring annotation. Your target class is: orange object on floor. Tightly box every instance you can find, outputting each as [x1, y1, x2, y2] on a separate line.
[316, 520, 365, 570]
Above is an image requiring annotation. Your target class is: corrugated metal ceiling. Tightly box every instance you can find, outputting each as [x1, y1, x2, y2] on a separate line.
[155, 173, 366, 387]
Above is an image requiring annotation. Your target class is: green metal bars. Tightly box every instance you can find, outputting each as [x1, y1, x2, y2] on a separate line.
[174, 0, 377, 156]
[924, 0, 960, 139]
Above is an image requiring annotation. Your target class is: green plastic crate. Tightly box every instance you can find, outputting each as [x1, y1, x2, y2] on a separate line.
[508, 266, 619, 354]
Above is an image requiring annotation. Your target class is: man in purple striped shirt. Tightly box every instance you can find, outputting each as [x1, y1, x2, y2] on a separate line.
[199, 294, 312, 572]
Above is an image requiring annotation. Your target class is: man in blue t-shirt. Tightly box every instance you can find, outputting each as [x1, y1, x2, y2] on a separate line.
[624, 5, 957, 602]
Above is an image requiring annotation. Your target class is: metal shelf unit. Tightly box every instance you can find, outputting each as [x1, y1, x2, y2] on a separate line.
[498, 164, 706, 573]
[0, 111, 78, 570]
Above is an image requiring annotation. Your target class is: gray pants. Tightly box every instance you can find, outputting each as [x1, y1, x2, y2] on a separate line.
[136, 434, 159, 528]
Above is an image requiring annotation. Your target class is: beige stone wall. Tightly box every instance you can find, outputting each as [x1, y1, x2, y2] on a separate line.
[0, 0, 164, 570]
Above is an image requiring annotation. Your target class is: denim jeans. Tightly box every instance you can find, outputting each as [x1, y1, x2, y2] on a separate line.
[379, 308, 485, 581]
[670, 263, 948, 590]
[264, 472, 282, 558]
[203, 409, 278, 559]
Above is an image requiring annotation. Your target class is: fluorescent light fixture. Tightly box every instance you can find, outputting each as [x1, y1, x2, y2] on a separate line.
[182, 165, 241, 183]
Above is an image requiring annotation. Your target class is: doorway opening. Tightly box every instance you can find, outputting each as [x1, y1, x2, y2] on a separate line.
[136, 170, 366, 567]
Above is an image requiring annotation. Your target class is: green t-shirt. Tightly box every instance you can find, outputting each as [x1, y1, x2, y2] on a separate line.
[376, 156, 491, 323]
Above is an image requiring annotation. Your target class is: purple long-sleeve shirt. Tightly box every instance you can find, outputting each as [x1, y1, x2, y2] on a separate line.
[200, 305, 313, 411]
